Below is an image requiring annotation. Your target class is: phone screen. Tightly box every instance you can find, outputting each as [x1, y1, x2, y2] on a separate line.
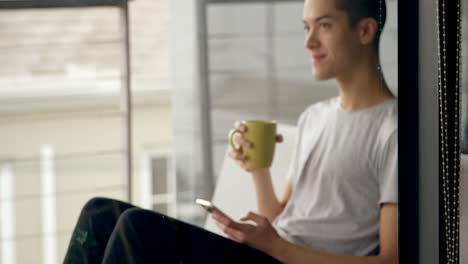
[195, 198, 232, 220]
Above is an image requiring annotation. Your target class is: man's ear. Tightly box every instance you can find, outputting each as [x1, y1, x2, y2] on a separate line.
[357, 18, 378, 46]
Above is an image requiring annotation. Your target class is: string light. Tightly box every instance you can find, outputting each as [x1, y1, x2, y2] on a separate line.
[454, 0, 461, 262]
[437, 0, 454, 260]
[437, 0, 461, 262]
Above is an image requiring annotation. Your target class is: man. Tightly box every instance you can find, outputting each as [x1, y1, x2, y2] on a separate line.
[217, 0, 398, 262]
[64, 0, 397, 263]
[218, 0, 398, 263]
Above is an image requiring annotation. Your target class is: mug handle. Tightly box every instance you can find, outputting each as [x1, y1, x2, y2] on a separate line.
[228, 129, 243, 153]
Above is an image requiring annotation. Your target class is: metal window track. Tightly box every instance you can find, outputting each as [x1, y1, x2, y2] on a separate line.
[0, 0, 130, 9]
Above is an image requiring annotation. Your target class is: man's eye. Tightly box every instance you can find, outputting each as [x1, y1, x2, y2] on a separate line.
[320, 23, 331, 29]
[303, 25, 310, 32]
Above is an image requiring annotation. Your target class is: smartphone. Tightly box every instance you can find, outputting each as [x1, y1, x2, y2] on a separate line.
[195, 198, 233, 220]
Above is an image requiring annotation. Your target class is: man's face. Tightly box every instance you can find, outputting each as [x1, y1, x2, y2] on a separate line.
[303, 0, 363, 80]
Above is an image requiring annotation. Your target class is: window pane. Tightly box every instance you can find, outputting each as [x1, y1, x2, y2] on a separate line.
[0, 6, 126, 264]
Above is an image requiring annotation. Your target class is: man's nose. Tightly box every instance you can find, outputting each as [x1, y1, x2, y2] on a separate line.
[304, 31, 319, 50]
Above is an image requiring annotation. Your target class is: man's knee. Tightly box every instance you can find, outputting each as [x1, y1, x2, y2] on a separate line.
[117, 208, 153, 227]
[82, 197, 115, 213]
[107, 209, 178, 262]
[116, 208, 174, 236]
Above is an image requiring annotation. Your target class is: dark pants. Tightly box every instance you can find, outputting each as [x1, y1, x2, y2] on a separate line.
[63, 197, 281, 264]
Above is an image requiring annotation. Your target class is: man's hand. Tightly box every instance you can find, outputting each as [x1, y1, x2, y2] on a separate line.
[211, 211, 286, 260]
[228, 121, 283, 173]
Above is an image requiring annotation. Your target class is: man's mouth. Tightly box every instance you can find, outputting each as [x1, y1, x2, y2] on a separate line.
[312, 54, 326, 64]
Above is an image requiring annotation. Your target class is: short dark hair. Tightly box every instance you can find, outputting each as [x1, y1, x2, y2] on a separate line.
[335, 0, 387, 51]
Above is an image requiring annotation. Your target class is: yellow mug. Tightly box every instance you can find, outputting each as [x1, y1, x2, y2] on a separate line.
[229, 120, 277, 169]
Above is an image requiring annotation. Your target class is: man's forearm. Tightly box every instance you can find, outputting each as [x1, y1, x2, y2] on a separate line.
[270, 238, 392, 264]
[251, 169, 283, 222]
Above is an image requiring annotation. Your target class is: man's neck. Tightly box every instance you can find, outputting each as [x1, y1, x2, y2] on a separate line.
[335, 55, 394, 111]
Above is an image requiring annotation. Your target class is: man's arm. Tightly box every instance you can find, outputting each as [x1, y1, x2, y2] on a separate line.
[251, 169, 293, 222]
[229, 121, 292, 222]
[271, 203, 398, 264]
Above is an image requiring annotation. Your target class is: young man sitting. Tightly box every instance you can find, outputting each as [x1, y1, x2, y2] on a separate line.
[63, 0, 398, 263]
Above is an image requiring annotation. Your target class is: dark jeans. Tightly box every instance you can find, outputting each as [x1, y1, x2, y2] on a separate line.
[63, 197, 281, 264]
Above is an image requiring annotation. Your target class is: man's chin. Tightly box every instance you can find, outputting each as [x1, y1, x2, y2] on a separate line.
[312, 71, 333, 81]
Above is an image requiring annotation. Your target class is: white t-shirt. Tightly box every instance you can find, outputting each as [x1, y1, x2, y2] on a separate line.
[273, 96, 398, 256]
